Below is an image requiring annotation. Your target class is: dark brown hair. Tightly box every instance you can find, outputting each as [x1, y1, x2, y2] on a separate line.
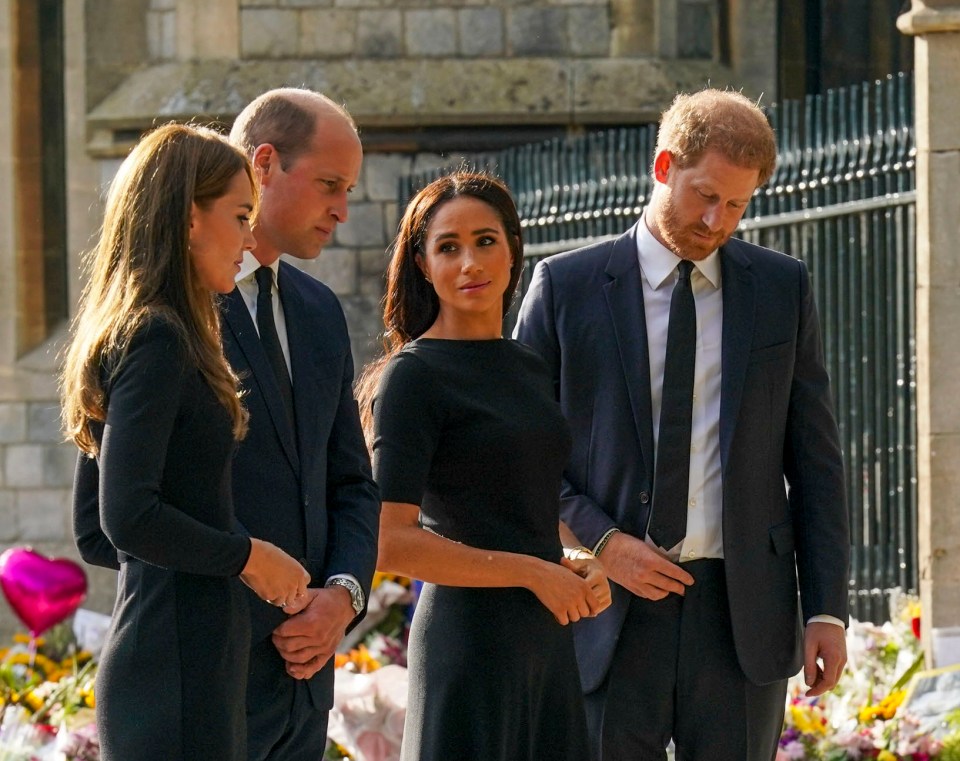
[356, 171, 524, 440]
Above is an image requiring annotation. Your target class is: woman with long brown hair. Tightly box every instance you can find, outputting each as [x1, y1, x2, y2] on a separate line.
[62, 123, 309, 761]
[357, 171, 610, 761]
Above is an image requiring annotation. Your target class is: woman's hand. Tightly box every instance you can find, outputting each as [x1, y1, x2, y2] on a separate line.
[525, 559, 603, 626]
[561, 555, 612, 614]
[240, 538, 311, 611]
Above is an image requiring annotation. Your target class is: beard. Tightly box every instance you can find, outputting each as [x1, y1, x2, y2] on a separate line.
[654, 192, 731, 260]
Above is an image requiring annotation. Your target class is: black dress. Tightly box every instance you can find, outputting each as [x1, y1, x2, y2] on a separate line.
[371, 338, 590, 761]
[72, 318, 252, 761]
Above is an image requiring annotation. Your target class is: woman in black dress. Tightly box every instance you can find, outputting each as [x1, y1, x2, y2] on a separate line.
[61, 124, 310, 761]
[357, 172, 611, 761]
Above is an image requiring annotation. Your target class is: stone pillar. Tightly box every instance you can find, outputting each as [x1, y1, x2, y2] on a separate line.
[897, 0, 960, 667]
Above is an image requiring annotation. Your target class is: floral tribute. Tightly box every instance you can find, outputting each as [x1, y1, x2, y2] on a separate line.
[1, 581, 957, 761]
[777, 593, 960, 760]
[325, 573, 414, 761]
[0, 624, 98, 761]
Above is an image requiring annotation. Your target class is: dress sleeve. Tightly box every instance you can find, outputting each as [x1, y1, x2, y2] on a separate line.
[72, 449, 121, 571]
[97, 318, 251, 576]
[371, 352, 444, 506]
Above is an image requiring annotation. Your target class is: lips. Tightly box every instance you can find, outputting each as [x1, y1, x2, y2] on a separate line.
[459, 280, 491, 292]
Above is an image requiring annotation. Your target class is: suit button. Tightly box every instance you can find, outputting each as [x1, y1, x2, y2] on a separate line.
[639, 491, 650, 504]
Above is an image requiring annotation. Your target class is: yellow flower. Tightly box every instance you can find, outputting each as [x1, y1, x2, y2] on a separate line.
[788, 704, 828, 735]
[877, 751, 898, 761]
[858, 690, 906, 724]
[22, 690, 44, 713]
[372, 571, 411, 589]
[335, 644, 382, 673]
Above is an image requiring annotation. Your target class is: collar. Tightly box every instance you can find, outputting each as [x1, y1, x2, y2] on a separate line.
[636, 213, 722, 290]
[236, 252, 280, 287]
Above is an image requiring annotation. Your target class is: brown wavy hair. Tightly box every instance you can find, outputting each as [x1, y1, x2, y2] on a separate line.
[355, 171, 524, 440]
[61, 123, 254, 453]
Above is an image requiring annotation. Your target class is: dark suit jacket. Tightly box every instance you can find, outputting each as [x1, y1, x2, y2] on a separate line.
[222, 260, 380, 711]
[514, 222, 849, 692]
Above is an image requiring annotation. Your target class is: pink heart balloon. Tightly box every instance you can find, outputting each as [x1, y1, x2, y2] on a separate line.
[0, 548, 87, 636]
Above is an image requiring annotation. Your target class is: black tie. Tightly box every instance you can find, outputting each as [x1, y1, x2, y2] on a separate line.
[648, 259, 696, 550]
[255, 266, 295, 429]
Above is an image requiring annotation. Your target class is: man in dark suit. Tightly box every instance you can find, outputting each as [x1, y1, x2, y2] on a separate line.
[514, 89, 850, 760]
[225, 89, 380, 761]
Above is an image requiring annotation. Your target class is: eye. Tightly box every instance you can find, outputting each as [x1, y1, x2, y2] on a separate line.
[477, 235, 497, 246]
[238, 214, 251, 224]
[437, 242, 458, 253]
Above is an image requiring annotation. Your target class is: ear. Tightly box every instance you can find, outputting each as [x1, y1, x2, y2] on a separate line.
[415, 253, 431, 283]
[187, 202, 200, 247]
[653, 150, 673, 183]
[251, 144, 276, 185]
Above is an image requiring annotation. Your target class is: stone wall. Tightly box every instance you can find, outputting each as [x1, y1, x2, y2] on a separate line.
[144, 0, 613, 63]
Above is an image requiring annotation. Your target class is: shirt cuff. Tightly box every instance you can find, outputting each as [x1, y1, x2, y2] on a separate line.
[806, 614, 845, 628]
[325, 573, 365, 609]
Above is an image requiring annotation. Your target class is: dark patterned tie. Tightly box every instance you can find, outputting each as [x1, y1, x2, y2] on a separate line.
[648, 259, 696, 550]
[255, 266, 295, 430]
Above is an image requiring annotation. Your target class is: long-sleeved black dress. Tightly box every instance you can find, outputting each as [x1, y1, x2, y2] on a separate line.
[72, 317, 252, 761]
[371, 337, 590, 761]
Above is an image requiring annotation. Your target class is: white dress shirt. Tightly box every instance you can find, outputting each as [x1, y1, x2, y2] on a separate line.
[636, 217, 724, 563]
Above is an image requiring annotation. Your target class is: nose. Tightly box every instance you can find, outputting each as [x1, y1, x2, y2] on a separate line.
[330, 190, 349, 223]
[701, 203, 724, 232]
[460, 247, 482, 273]
[244, 226, 257, 251]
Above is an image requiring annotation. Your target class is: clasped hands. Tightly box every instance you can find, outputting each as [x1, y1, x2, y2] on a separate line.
[532, 551, 612, 626]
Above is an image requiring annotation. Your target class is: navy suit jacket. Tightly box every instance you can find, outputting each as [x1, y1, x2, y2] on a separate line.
[514, 222, 849, 692]
[222, 260, 379, 710]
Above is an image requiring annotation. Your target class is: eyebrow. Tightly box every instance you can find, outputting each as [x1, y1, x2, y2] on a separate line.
[433, 227, 500, 241]
[238, 202, 254, 211]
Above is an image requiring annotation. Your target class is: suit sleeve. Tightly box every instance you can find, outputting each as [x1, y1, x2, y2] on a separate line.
[784, 260, 850, 624]
[319, 335, 381, 605]
[72, 450, 121, 571]
[97, 319, 251, 576]
[514, 258, 618, 548]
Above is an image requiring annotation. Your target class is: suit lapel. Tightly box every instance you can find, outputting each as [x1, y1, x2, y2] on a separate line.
[222, 288, 300, 471]
[719, 240, 755, 472]
[602, 225, 655, 482]
[277, 264, 317, 466]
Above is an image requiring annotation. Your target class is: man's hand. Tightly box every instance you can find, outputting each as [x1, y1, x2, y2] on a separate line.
[599, 532, 694, 600]
[803, 621, 847, 697]
[272, 586, 357, 680]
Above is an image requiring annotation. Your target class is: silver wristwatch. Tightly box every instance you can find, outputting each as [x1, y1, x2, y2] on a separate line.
[325, 577, 364, 614]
